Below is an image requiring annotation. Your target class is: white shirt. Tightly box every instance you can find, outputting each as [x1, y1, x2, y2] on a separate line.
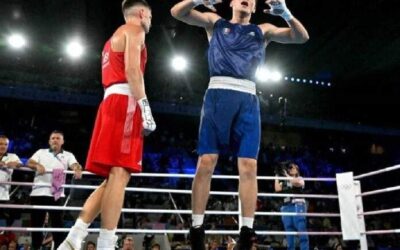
[29, 149, 78, 197]
[0, 153, 22, 200]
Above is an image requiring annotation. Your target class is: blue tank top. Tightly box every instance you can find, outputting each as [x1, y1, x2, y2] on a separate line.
[208, 19, 265, 81]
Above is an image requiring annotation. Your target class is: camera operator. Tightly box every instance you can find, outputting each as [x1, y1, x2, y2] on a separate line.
[274, 162, 309, 250]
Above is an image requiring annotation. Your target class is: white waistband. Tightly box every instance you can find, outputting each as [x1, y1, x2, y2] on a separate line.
[104, 83, 132, 99]
[208, 76, 256, 95]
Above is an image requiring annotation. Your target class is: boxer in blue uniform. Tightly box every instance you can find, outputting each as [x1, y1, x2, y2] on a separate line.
[171, 1, 308, 249]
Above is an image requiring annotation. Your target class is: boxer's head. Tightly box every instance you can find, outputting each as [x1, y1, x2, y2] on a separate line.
[122, 0, 152, 33]
[230, 0, 257, 16]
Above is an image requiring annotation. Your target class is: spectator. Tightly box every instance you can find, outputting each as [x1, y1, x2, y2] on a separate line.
[0, 135, 23, 226]
[274, 162, 308, 250]
[85, 241, 96, 250]
[151, 243, 160, 250]
[7, 240, 17, 250]
[26, 130, 82, 249]
[121, 234, 135, 250]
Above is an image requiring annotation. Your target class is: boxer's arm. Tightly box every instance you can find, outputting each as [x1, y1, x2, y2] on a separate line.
[124, 26, 146, 100]
[124, 26, 156, 135]
[260, 19, 309, 44]
[171, 0, 220, 29]
[261, 0, 308, 44]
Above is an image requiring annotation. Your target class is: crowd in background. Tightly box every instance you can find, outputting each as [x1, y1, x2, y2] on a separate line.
[1, 102, 399, 249]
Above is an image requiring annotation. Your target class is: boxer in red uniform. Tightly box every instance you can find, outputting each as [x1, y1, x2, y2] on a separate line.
[58, 1, 155, 249]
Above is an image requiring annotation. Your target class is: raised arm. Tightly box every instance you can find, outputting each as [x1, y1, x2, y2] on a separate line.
[170, 0, 221, 29]
[260, 0, 309, 44]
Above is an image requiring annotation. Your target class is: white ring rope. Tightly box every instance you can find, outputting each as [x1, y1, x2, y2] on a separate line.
[354, 164, 400, 180]
[359, 207, 400, 216]
[364, 229, 400, 235]
[14, 167, 336, 182]
[2, 226, 398, 235]
[357, 185, 400, 197]
[0, 181, 339, 199]
[0, 227, 343, 235]
[2, 164, 399, 239]
[0, 204, 340, 217]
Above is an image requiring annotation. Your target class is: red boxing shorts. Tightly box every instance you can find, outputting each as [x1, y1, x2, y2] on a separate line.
[86, 84, 143, 177]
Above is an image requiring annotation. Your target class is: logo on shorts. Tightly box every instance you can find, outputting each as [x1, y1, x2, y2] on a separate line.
[223, 28, 231, 35]
[138, 160, 142, 166]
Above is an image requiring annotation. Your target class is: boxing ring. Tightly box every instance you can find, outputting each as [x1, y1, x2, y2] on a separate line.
[1, 164, 399, 249]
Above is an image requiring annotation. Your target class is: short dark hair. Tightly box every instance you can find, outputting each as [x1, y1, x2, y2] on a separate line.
[50, 130, 64, 136]
[0, 135, 8, 140]
[121, 234, 134, 242]
[288, 162, 299, 172]
[122, 0, 151, 17]
[151, 243, 161, 250]
[86, 241, 96, 248]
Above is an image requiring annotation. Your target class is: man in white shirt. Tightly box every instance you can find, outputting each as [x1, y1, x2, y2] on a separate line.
[27, 130, 82, 250]
[0, 135, 23, 226]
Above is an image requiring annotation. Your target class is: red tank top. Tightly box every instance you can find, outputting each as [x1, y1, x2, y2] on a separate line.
[101, 39, 147, 88]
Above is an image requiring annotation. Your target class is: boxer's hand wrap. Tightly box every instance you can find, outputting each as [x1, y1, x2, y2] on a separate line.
[265, 0, 293, 21]
[138, 97, 156, 136]
[193, 0, 219, 11]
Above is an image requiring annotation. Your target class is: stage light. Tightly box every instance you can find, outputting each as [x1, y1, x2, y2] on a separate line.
[7, 33, 27, 49]
[66, 40, 84, 59]
[171, 55, 188, 72]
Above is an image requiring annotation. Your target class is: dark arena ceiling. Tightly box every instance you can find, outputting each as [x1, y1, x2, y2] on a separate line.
[0, 0, 399, 127]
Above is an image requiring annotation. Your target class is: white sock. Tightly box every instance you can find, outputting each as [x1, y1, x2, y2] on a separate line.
[75, 218, 90, 230]
[192, 214, 204, 227]
[97, 228, 117, 250]
[241, 216, 254, 229]
[64, 218, 90, 248]
[99, 228, 116, 239]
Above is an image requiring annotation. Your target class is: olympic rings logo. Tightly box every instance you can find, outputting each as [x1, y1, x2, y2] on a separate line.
[340, 184, 353, 190]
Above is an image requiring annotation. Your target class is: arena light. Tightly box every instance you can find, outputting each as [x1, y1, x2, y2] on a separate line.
[7, 33, 27, 50]
[256, 66, 282, 83]
[65, 40, 84, 59]
[283, 75, 333, 88]
[171, 55, 188, 72]
[255, 66, 270, 82]
[270, 71, 282, 82]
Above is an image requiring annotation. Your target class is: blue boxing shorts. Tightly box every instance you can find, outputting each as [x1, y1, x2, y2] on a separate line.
[197, 88, 261, 159]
